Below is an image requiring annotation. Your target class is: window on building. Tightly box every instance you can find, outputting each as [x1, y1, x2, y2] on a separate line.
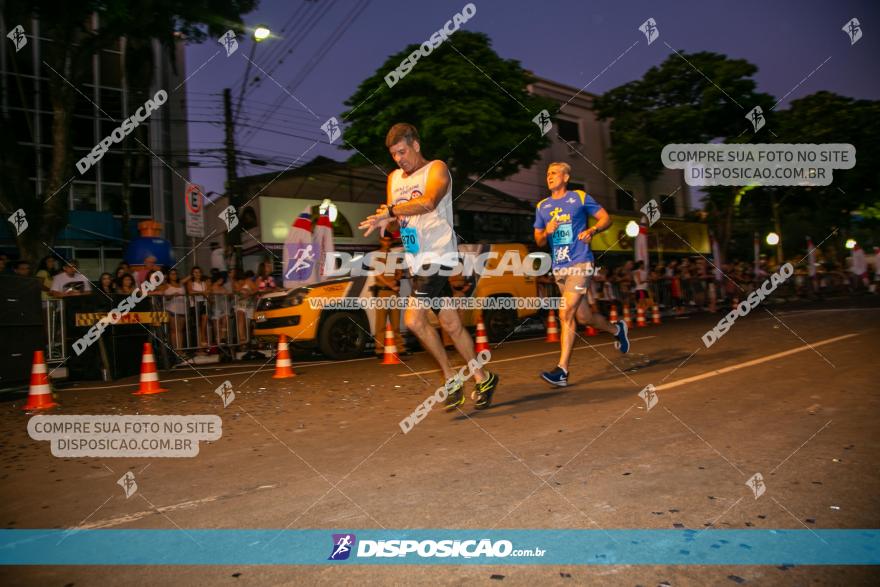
[659, 195, 677, 216]
[103, 248, 123, 275]
[130, 186, 151, 216]
[616, 189, 635, 211]
[101, 152, 124, 183]
[21, 145, 37, 179]
[71, 116, 95, 149]
[99, 51, 122, 88]
[73, 92, 95, 118]
[73, 248, 101, 279]
[8, 108, 32, 142]
[39, 112, 54, 146]
[130, 152, 151, 185]
[99, 87, 123, 119]
[101, 184, 124, 215]
[72, 182, 97, 211]
[557, 118, 581, 143]
[72, 149, 97, 181]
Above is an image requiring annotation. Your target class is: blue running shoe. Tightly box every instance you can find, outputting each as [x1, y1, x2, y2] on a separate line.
[614, 320, 630, 354]
[541, 366, 568, 387]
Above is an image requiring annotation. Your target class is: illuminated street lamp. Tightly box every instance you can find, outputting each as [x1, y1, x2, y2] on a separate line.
[253, 25, 271, 42]
[625, 220, 639, 238]
[236, 25, 273, 118]
[845, 238, 857, 249]
[766, 232, 780, 246]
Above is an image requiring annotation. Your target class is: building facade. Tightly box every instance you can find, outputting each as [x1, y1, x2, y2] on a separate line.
[0, 14, 190, 277]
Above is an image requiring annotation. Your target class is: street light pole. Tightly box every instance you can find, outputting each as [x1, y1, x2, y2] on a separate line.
[223, 87, 241, 268]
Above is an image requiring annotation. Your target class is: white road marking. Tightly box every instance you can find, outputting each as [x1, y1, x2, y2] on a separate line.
[759, 308, 880, 319]
[655, 333, 859, 392]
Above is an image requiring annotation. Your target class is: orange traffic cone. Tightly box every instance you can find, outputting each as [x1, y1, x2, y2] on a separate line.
[272, 334, 297, 378]
[474, 317, 490, 353]
[380, 319, 401, 365]
[622, 304, 632, 328]
[636, 306, 647, 327]
[23, 350, 57, 410]
[652, 305, 662, 325]
[609, 305, 619, 324]
[584, 324, 597, 337]
[134, 342, 168, 395]
[545, 310, 560, 342]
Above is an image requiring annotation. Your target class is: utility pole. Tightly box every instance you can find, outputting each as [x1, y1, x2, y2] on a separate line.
[223, 88, 241, 268]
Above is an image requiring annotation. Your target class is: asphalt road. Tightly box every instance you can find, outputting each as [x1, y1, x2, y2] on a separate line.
[2, 297, 879, 585]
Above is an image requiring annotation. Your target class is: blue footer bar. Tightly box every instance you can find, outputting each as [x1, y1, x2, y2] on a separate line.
[1, 530, 878, 565]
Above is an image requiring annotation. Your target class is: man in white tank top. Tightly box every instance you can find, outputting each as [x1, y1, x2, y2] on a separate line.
[359, 123, 499, 410]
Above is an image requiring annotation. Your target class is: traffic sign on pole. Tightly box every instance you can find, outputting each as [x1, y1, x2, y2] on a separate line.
[185, 184, 205, 238]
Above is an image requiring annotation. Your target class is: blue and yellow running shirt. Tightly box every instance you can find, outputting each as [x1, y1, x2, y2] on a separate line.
[533, 190, 604, 268]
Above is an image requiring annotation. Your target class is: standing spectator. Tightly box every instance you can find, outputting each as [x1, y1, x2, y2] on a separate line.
[187, 266, 210, 350]
[115, 262, 131, 279]
[210, 242, 227, 277]
[872, 247, 880, 294]
[850, 244, 869, 291]
[666, 260, 683, 314]
[0, 253, 7, 273]
[679, 258, 694, 306]
[233, 269, 257, 346]
[134, 256, 158, 285]
[36, 256, 60, 303]
[633, 260, 649, 306]
[210, 273, 231, 344]
[694, 258, 709, 309]
[115, 273, 136, 295]
[96, 272, 115, 295]
[12, 260, 32, 277]
[161, 269, 188, 350]
[50, 260, 92, 296]
[256, 260, 277, 292]
[616, 261, 634, 313]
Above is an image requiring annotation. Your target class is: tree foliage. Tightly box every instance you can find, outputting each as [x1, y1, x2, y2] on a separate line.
[341, 31, 555, 195]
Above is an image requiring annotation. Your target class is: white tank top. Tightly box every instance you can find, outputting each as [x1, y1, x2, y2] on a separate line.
[389, 160, 457, 268]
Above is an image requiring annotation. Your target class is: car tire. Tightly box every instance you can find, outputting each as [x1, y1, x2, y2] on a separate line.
[317, 312, 369, 360]
[483, 307, 518, 343]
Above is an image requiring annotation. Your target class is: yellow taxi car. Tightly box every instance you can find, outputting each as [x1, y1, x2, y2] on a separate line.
[253, 243, 540, 359]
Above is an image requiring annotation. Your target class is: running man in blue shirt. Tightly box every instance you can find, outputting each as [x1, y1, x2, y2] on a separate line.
[534, 162, 630, 387]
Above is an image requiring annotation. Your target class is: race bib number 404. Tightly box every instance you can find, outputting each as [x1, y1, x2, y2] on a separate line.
[551, 223, 573, 246]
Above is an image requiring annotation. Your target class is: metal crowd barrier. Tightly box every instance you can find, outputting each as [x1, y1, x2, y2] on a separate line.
[47, 292, 259, 374]
[44, 298, 67, 365]
[147, 293, 256, 359]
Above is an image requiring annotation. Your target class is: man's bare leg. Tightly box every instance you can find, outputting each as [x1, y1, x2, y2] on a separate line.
[576, 296, 617, 334]
[437, 308, 486, 383]
[404, 307, 455, 380]
[558, 290, 583, 373]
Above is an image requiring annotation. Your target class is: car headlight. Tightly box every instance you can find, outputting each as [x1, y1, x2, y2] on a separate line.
[285, 288, 307, 307]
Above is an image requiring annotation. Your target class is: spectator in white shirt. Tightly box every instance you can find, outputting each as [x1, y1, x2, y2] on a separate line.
[210, 242, 227, 277]
[50, 260, 92, 297]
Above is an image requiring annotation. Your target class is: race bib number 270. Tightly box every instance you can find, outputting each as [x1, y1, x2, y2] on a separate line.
[400, 226, 420, 254]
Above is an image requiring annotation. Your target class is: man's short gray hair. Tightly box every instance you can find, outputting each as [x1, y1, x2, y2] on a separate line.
[548, 162, 571, 176]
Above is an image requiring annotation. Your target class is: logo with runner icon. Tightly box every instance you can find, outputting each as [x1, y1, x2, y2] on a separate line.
[328, 533, 357, 560]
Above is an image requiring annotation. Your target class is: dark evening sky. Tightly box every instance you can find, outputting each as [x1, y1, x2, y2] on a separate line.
[182, 0, 879, 204]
